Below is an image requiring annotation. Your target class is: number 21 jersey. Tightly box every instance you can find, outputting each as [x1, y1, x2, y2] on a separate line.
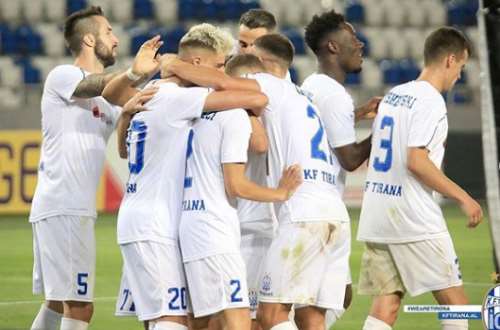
[357, 81, 448, 243]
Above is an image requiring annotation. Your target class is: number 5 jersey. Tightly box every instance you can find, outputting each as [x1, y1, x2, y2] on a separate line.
[357, 80, 449, 243]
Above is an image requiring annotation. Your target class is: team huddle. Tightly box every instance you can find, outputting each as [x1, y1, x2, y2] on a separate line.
[28, 5, 483, 330]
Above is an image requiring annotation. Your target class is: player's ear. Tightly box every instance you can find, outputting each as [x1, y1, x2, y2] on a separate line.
[82, 33, 96, 48]
[327, 40, 340, 55]
[192, 56, 202, 66]
[445, 53, 454, 69]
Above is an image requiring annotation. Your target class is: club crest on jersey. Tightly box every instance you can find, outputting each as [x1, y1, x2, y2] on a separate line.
[249, 290, 258, 309]
[92, 106, 113, 125]
[261, 274, 272, 295]
[483, 284, 500, 329]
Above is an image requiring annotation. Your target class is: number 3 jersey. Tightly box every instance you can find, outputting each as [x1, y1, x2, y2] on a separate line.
[116, 82, 210, 244]
[357, 80, 449, 243]
[250, 73, 349, 224]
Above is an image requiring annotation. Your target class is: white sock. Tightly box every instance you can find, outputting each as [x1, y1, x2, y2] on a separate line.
[31, 304, 63, 330]
[441, 319, 468, 330]
[60, 317, 88, 330]
[325, 309, 345, 328]
[363, 315, 392, 330]
[152, 321, 188, 330]
[270, 321, 296, 330]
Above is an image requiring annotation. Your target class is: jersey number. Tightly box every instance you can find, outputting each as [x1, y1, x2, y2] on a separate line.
[77, 273, 88, 295]
[373, 115, 394, 172]
[230, 279, 243, 302]
[184, 129, 194, 188]
[168, 287, 187, 310]
[128, 120, 148, 174]
[306, 105, 328, 162]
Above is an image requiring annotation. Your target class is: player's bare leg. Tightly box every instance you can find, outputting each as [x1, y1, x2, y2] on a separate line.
[30, 300, 63, 330]
[433, 286, 469, 330]
[148, 315, 188, 330]
[251, 319, 263, 330]
[257, 303, 293, 330]
[294, 306, 326, 330]
[189, 314, 210, 330]
[61, 301, 93, 329]
[220, 308, 251, 330]
[363, 293, 402, 329]
[208, 314, 223, 330]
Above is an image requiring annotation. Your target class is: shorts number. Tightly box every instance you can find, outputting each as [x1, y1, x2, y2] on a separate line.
[168, 287, 187, 310]
[184, 129, 194, 188]
[119, 289, 136, 312]
[307, 105, 328, 162]
[230, 279, 243, 302]
[77, 273, 88, 295]
[128, 120, 148, 174]
[373, 116, 394, 172]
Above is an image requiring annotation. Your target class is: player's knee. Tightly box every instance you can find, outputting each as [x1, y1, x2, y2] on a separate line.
[256, 304, 283, 330]
[64, 301, 94, 322]
[190, 315, 210, 330]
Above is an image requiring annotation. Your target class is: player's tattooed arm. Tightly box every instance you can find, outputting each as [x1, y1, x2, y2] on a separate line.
[334, 136, 372, 171]
[72, 72, 118, 98]
[223, 163, 302, 202]
[116, 87, 158, 158]
[247, 114, 268, 154]
[407, 147, 483, 228]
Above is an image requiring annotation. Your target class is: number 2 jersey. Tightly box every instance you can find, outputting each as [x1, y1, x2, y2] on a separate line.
[250, 73, 349, 224]
[116, 82, 209, 244]
[357, 80, 449, 243]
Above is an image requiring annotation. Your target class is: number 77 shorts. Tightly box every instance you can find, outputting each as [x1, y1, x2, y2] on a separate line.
[119, 240, 189, 321]
[32, 215, 96, 302]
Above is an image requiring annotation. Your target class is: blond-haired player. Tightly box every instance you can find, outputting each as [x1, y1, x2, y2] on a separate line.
[357, 27, 482, 330]
[102, 24, 269, 330]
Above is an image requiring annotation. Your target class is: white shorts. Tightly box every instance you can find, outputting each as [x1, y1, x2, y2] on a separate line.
[241, 234, 273, 319]
[358, 235, 463, 297]
[119, 240, 189, 321]
[32, 216, 96, 302]
[259, 221, 351, 311]
[184, 253, 249, 318]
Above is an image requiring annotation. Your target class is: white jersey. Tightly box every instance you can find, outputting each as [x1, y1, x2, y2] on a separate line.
[250, 73, 350, 224]
[30, 64, 120, 222]
[237, 151, 274, 237]
[117, 82, 209, 244]
[179, 109, 251, 261]
[357, 80, 448, 243]
[302, 73, 357, 196]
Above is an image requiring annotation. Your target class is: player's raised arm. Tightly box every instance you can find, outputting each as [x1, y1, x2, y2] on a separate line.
[116, 87, 158, 158]
[102, 36, 163, 106]
[407, 147, 483, 227]
[247, 115, 268, 154]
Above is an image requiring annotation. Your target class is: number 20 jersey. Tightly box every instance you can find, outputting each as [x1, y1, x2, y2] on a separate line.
[250, 73, 349, 224]
[116, 82, 209, 244]
[357, 81, 449, 243]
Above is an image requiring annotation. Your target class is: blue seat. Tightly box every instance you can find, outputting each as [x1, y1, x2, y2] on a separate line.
[345, 72, 361, 85]
[357, 30, 370, 57]
[165, 26, 187, 53]
[345, 0, 365, 24]
[134, 0, 154, 19]
[0, 24, 16, 55]
[67, 0, 87, 15]
[15, 58, 41, 84]
[447, 2, 466, 26]
[456, 71, 467, 85]
[178, 0, 197, 20]
[380, 59, 402, 85]
[399, 59, 420, 82]
[16, 25, 43, 55]
[130, 31, 150, 55]
[282, 28, 306, 55]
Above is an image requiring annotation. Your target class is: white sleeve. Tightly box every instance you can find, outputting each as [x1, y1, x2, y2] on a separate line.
[150, 84, 210, 121]
[248, 73, 283, 113]
[45, 65, 85, 102]
[319, 93, 356, 148]
[221, 111, 251, 164]
[408, 98, 447, 148]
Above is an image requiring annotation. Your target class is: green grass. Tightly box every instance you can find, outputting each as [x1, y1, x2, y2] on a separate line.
[0, 206, 494, 330]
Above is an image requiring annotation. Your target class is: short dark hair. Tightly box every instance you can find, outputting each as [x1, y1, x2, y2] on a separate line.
[239, 9, 277, 31]
[64, 6, 104, 55]
[254, 34, 294, 67]
[225, 54, 265, 76]
[424, 27, 472, 65]
[305, 10, 345, 55]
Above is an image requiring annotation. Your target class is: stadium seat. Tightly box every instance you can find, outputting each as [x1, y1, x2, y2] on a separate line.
[44, 0, 66, 22]
[404, 28, 425, 59]
[426, 0, 446, 26]
[293, 55, 316, 84]
[165, 25, 187, 53]
[110, 0, 133, 22]
[152, 0, 178, 25]
[259, 0, 285, 27]
[16, 25, 44, 55]
[130, 29, 150, 55]
[38, 24, 66, 57]
[15, 57, 41, 84]
[384, 0, 406, 27]
[67, 0, 88, 16]
[464, 59, 480, 88]
[380, 59, 401, 85]
[345, 72, 361, 85]
[356, 29, 370, 57]
[0, 87, 23, 109]
[134, 0, 154, 19]
[113, 25, 131, 58]
[405, 0, 426, 27]
[32, 56, 56, 82]
[0, 24, 17, 55]
[282, 1, 304, 26]
[282, 28, 306, 55]
[0, 57, 23, 88]
[22, 0, 44, 22]
[360, 57, 382, 89]
[0, 0, 22, 21]
[364, 27, 389, 60]
[362, 0, 385, 26]
[399, 58, 420, 82]
[385, 28, 407, 59]
[88, 0, 113, 17]
[345, 0, 365, 24]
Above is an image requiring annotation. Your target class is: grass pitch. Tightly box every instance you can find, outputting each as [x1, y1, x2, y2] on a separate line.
[0, 206, 494, 329]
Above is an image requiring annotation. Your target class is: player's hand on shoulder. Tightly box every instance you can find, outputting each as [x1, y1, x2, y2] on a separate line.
[278, 164, 303, 201]
[159, 53, 180, 78]
[131, 35, 164, 83]
[357, 96, 382, 120]
[459, 195, 483, 228]
[122, 86, 158, 116]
